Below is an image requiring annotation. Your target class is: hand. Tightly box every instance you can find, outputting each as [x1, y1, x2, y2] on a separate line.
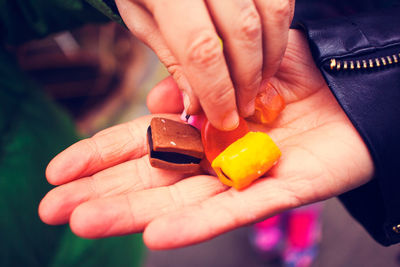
[39, 30, 374, 249]
[115, 0, 295, 130]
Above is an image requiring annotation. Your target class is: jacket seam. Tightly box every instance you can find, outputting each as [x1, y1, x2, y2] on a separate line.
[344, 16, 373, 49]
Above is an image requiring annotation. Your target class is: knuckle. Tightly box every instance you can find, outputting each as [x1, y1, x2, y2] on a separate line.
[166, 63, 184, 83]
[158, 48, 179, 69]
[200, 83, 234, 107]
[83, 138, 103, 163]
[88, 175, 101, 197]
[270, 0, 291, 20]
[186, 31, 222, 68]
[165, 62, 180, 76]
[237, 6, 261, 41]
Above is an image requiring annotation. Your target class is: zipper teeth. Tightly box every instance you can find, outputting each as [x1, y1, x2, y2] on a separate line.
[330, 53, 400, 71]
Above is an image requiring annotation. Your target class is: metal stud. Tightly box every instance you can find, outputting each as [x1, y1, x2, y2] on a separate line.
[362, 60, 368, 69]
[330, 59, 336, 70]
[369, 59, 374, 68]
[375, 58, 381, 67]
[392, 224, 400, 234]
[381, 57, 387, 66]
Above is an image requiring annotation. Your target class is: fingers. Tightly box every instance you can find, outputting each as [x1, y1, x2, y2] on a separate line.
[141, 0, 239, 130]
[68, 175, 228, 238]
[46, 115, 179, 185]
[46, 116, 149, 185]
[118, 0, 294, 129]
[142, 138, 332, 250]
[254, 0, 295, 80]
[146, 76, 184, 114]
[207, 0, 263, 117]
[39, 156, 187, 225]
[115, 0, 201, 114]
[143, 176, 300, 249]
[119, 0, 293, 129]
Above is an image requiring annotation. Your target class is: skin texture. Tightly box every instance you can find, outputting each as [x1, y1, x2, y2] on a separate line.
[115, 0, 295, 130]
[39, 30, 374, 249]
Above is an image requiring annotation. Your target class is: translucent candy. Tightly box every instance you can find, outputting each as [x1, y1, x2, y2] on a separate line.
[200, 83, 284, 189]
[249, 83, 285, 124]
[201, 117, 249, 163]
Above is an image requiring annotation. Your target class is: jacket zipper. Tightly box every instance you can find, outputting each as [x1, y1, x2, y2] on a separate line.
[329, 53, 400, 71]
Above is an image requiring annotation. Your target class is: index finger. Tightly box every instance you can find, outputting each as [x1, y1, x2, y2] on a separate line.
[46, 115, 178, 185]
[140, 0, 239, 130]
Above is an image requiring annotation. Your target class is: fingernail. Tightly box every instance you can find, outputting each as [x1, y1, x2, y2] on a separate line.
[188, 115, 205, 130]
[180, 110, 188, 122]
[182, 92, 191, 113]
[222, 111, 239, 130]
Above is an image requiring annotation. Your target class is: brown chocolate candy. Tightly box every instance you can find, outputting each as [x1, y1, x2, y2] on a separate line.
[147, 117, 204, 172]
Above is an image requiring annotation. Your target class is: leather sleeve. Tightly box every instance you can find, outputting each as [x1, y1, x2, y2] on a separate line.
[299, 7, 400, 246]
[85, 0, 123, 24]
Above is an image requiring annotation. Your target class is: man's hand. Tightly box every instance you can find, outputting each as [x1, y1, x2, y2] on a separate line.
[116, 0, 295, 130]
[39, 30, 374, 249]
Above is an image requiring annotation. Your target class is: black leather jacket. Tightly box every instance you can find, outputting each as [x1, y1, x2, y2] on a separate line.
[298, 5, 400, 246]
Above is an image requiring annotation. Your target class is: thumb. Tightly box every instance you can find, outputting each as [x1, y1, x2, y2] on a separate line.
[147, 76, 184, 114]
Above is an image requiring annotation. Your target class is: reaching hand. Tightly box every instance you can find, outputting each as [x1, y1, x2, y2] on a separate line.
[115, 0, 295, 130]
[39, 30, 374, 249]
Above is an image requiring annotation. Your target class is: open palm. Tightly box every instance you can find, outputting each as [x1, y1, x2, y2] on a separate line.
[39, 30, 374, 249]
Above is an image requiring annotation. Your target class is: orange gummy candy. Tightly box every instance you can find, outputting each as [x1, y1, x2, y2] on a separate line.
[249, 83, 285, 124]
[201, 117, 249, 163]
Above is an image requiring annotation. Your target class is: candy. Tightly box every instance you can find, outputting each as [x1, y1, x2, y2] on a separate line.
[147, 117, 204, 172]
[148, 83, 284, 188]
[201, 117, 249, 163]
[249, 83, 285, 124]
[211, 132, 281, 190]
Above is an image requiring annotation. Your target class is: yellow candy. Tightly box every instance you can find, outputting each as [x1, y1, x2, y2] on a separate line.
[211, 132, 281, 190]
